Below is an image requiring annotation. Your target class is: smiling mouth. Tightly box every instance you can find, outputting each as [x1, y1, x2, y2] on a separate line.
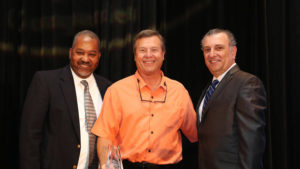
[78, 61, 91, 67]
[78, 64, 92, 70]
[143, 60, 155, 64]
[80, 64, 90, 67]
[209, 60, 219, 63]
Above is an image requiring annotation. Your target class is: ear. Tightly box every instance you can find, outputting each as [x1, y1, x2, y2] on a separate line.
[134, 53, 137, 62]
[162, 51, 165, 61]
[231, 46, 237, 59]
[69, 48, 72, 59]
[98, 51, 101, 59]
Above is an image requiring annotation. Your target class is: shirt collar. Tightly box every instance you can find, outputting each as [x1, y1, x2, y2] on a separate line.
[213, 63, 236, 83]
[134, 71, 167, 91]
[70, 67, 96, 88]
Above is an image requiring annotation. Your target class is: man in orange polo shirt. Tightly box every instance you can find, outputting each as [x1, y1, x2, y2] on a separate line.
[91, 29, 198, 169]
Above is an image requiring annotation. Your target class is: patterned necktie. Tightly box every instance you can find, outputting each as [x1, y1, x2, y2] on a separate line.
[202, 80, 219, 116]
[81, 80, 98, 169]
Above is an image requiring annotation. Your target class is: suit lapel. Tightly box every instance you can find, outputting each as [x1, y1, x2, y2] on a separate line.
[196, 82, 210, 126]
[201, 65, 240, 122]
[59, 66, 80, 141]
[94, 75, 105, 99]
[196, 83, 210, 113]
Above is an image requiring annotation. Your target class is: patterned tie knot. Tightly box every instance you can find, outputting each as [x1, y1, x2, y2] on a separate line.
[202, 79, 219, 116]
[81, 80, 89, 88]
[211, 79, 219, 89]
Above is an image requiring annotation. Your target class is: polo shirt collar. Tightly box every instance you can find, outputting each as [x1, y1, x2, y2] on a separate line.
[134, 71, 167, 91]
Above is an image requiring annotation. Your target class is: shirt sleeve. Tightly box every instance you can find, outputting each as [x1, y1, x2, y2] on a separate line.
[91, 86, 121, 145]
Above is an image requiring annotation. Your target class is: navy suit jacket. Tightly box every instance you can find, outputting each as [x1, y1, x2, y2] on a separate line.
[196, 65, 266, 169]
[19, 66, 111, 169]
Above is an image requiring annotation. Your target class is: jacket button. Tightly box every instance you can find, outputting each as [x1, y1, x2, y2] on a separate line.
[77, 144, 80, 149]
[73, 165, 77, 169]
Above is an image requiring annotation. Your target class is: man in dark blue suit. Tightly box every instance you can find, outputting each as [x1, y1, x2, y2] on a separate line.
[19, 30, 111, 169]
[197, 28, 266, 169]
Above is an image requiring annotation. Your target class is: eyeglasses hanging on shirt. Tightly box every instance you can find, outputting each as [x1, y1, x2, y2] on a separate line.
[137, 79, 167, 103]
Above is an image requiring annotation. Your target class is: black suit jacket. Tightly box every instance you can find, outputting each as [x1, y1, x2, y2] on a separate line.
[19, 66, 111, 169]
[196, 65, 266, 169]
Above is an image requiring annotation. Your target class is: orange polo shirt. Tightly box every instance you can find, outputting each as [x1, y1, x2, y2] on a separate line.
[91, 71, 198, 164]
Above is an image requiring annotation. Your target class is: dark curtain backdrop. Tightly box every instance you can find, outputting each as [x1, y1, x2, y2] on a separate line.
[1, 0, 299, 169]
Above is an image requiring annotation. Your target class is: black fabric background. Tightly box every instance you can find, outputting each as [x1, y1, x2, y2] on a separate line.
[1, 0, 299, 168]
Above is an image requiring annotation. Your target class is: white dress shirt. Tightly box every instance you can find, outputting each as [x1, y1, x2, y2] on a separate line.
[71, 68, 102, 169]
[198, 63, 236, 122]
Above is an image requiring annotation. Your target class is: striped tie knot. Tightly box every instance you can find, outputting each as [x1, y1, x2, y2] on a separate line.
[202, 79, 219, 114]
[81, 80, 89, 88]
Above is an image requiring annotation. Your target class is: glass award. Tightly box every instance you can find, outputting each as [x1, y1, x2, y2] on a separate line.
[105, 145, 123, 169]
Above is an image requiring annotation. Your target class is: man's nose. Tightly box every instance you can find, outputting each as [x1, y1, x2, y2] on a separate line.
[145, 49, 152, 57]
[82, 53, 89, 61]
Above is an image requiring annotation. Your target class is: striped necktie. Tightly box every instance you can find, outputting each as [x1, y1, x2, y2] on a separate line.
[202, 80, 219, 118]
[81, 80, 98, 169]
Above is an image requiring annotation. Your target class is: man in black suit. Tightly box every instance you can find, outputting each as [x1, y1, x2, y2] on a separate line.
[197, 28, 266, 169]
[19, 30, 111, 169]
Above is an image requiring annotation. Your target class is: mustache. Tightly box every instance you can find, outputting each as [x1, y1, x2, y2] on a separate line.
[77, 60, 92, 66]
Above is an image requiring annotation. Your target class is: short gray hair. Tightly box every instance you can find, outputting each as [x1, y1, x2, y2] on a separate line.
[72, 30, 100, 49]
[201, 28, 237, 47]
